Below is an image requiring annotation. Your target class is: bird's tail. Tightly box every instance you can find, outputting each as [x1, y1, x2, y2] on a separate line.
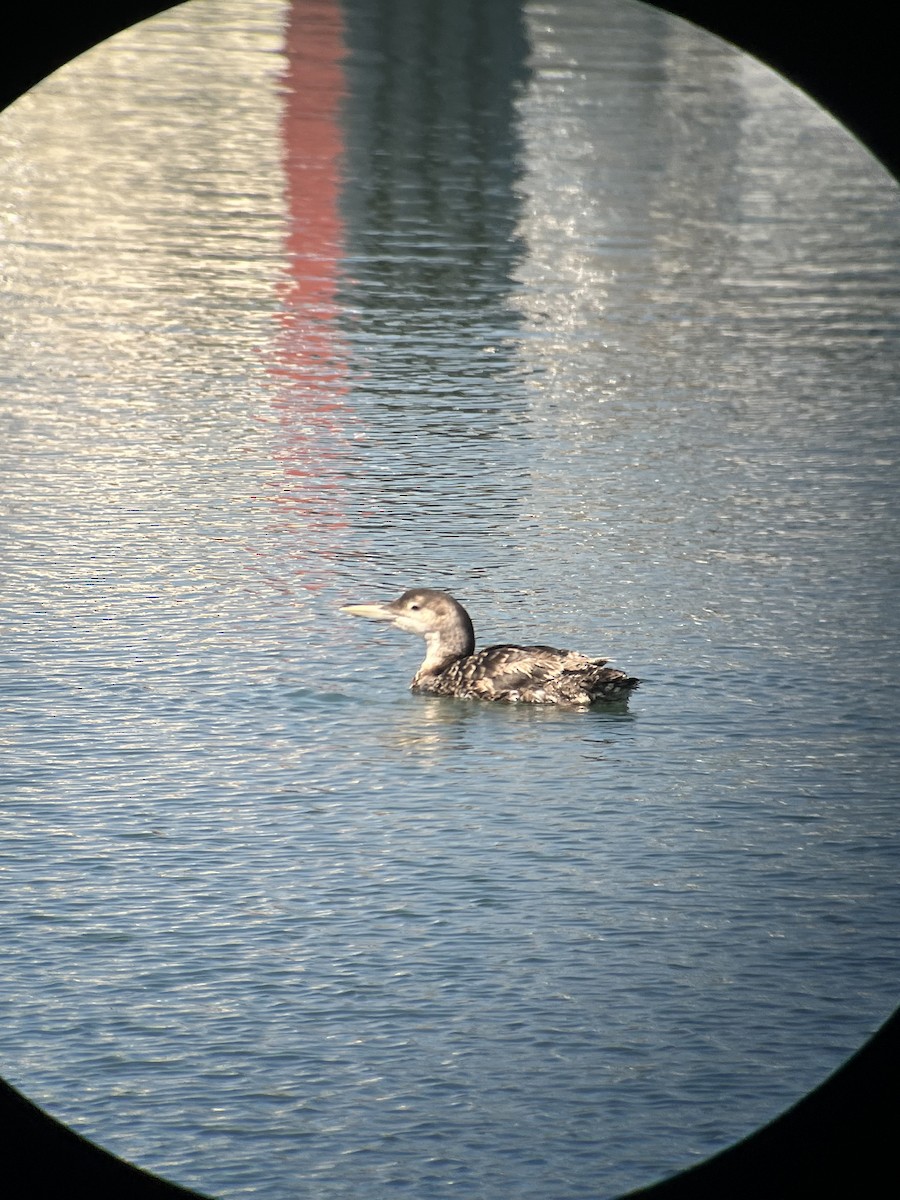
[587, 668, 640, 702]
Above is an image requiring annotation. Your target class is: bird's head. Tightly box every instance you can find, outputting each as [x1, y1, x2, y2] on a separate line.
[341, 588, 475, 658]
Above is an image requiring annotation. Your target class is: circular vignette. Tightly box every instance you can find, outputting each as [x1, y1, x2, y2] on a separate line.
[0, 2, 897, 1199]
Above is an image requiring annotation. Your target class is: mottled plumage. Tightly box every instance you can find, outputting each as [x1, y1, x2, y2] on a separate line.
[341, 588, 639, 706]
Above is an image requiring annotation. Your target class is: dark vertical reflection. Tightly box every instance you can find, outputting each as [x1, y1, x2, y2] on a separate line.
[339, 0, 531, 319]
[266, 0, 352, 593]
[332, 0, 534, 576]
[263, 0, 536, 588]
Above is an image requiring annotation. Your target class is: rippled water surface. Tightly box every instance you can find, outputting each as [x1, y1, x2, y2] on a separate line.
[2, 2, 900, 1198]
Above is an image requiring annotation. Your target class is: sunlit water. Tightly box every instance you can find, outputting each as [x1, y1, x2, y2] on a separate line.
[2, 2, 899, 1198]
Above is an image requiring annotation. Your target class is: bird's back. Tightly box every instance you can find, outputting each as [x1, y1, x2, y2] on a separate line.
[413, 643, 639, 705]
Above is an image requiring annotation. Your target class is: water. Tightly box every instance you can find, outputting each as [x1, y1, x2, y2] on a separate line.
[2, 1, 899, 1197]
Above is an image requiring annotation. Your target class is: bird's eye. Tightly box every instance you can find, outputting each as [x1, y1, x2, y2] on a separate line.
[409, 603, 420, 611]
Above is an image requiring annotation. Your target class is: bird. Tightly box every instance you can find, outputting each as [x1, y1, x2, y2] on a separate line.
[340, 588, 639, 706]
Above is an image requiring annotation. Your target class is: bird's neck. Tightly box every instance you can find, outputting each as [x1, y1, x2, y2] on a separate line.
[417, 626, 474, 677]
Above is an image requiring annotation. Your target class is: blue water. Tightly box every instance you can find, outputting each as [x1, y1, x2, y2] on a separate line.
[1, 1, 899, 1198]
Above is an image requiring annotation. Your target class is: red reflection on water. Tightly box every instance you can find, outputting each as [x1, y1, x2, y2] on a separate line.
[266, 0, 352, 574]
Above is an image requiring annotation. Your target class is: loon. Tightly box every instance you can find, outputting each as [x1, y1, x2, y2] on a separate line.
[341, 588, 639, 706]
